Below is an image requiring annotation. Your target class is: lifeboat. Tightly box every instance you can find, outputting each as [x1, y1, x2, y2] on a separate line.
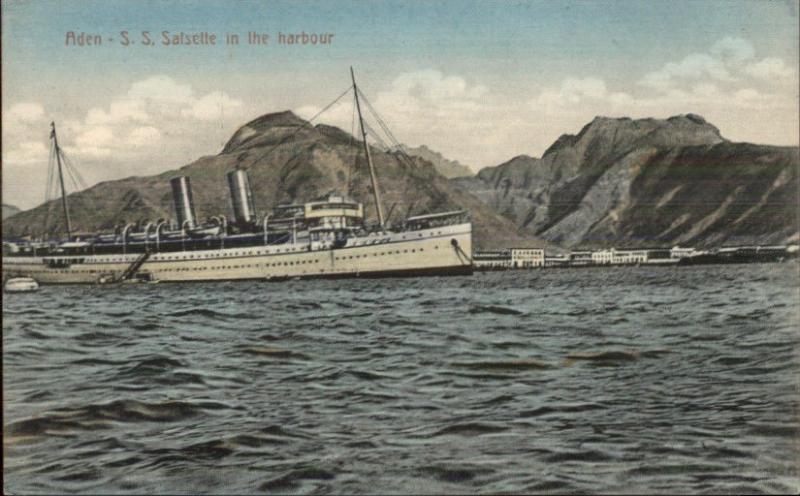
[4, 277, 40, 293]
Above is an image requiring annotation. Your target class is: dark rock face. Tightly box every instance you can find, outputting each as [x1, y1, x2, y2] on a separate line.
[455, 114, 799, 248]
[401, 145, 474, 179]
[2, 112, 540, 250]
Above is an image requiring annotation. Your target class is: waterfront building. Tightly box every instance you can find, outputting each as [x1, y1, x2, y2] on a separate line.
[591, 248, 649, 265]
[473, 248, 545, 269]
[473, 250, 511, 269]
[671, 246, 697, 259]
[544, 254, 570, 267]
[510, 248, 545, 268]
[569, 250, 593, 266]
[612, 249, 649, 265]
[591, 249, 614, 265]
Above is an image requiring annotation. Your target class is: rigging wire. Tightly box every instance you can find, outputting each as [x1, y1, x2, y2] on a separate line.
[62, 150, 100, 218]
[357, 88, 419, 169]
[42, 141, 57, 235]
[346, 91, 357, 196]
[354, 87, 420, 224]
[248, 85, 354, 171]
[61, 151, 90, 191]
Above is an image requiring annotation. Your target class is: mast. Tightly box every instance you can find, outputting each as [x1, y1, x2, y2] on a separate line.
[51, 122, 72, 238]
[351, 67, 386, 230]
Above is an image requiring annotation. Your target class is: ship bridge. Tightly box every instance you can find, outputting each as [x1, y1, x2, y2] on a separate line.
[304, 194, 363, 228]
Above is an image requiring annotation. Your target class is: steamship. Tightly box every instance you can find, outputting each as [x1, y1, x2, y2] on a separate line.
[1, 71, 473, 285]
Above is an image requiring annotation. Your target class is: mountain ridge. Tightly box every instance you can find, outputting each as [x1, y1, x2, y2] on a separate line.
[4, 112, 795, 251]
[456, 113, 798, 248]
[401, 145, 474, 179]
[2, 203, 21, 220]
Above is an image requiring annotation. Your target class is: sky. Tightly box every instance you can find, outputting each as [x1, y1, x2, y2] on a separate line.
[3, 0, 798, 209]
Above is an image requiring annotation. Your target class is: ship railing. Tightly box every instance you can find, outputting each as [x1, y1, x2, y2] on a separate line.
[401, 210, 470, 232]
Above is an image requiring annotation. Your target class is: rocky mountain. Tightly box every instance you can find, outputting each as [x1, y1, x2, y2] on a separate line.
[401, 145, 474, 178]
[2, 203, 21, 220]
[2, 111, 544, 250]
[454, 114, 799, 248]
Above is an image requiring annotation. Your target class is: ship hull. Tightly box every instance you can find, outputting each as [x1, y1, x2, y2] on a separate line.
[3, 223, 472, 284]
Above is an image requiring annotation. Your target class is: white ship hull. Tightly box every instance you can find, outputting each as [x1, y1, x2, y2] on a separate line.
[3, 223, 472, 284]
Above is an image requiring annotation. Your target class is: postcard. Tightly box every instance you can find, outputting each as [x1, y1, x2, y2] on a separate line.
[3, 1, 798, 494]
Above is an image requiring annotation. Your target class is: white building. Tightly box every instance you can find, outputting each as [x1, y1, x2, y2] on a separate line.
[591, 249, 614, 265]
[510, 248, 545, 268]
[591, 248, 648, 265]
[545, 254, 570, 267]
[612, 249, 649, 265]
[670, 246, 697, 259]
[569, 250, 593, 266]
[473, 248, 544, 269]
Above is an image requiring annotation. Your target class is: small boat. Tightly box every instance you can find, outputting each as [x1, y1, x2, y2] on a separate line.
[4, 277, 40, 293]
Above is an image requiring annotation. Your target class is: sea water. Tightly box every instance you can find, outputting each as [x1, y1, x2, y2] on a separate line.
[3, 264, 799, 494]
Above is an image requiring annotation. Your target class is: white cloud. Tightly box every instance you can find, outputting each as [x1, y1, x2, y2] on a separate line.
[184, 91, 244, 121]
[59, 75, 247, 159]
[7, 102, 46, 123]
[710, 37, 755, 64]
[75, 126, 114, 148]
[373, 70, 494, 137]
[3, 140, 48, 165]
[638, 36, 797, 97]
[127, 75, 195, 105]
[126, 126, 162, 145]
[532, 36, 796, 123]
[86, 100, 149, 125]
[640, 53, 735, 92]
[535, 77, 634, 108]
[744, 57, 796, 83]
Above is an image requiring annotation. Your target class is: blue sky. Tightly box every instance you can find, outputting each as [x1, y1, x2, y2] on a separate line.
[3, 0, 798, 208]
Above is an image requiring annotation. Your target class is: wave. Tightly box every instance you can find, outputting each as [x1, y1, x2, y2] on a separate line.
[378, 317, 424, 327]
[70, 357, 127, 366]
[237, 346, 310, 360]
[419, 464, 493, 483]
[346, 369, 395, 381]
[626, 462, 728, 477]
[429, 422, 508, 437]
[518, 403, 603, 418]
[259, 467, 336, 492]
[74, 330, 119, 342]
[23, 329, 53, 340]
[565, 349, 670, 364]
[451, 359, 551, 371]
[259, 424, 310, 439]
[468, 305, 525, 316]
[4, 400, 233, 440]
[287, 302, 323, 310]
[546, 449, 615, 463]
[3, 308, 46, 315]
[166, 308, 258, 319]
[129, 322, 162, 331]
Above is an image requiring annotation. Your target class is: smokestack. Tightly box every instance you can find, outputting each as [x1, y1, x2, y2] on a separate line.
[170, 176, 197, 228]
[226, 169, 257, 224]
